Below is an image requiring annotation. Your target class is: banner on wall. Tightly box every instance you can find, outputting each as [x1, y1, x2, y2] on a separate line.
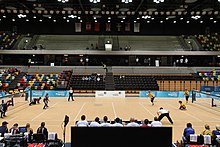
[106, 23, 111, 31]
[95, 91, 125, 98]
[94, 23, 100, 32]
[125, 22, 130, 31]
[139, 91, 204, 98]
[200, 86, 214, 92]
[116, 23, 122, 32]
[30, 90, 69, 98]
[86, 22, 91, 31]
[0, 92, 6, 98]
[134, 22, 140, 32]
[75, 23, 81, 32]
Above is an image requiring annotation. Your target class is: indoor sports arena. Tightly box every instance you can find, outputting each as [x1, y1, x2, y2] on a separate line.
[0, 0, 220, 147]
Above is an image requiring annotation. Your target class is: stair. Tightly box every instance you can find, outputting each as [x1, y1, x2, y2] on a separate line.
[105, 72, 115, 90]
[6, 72, 26, 92]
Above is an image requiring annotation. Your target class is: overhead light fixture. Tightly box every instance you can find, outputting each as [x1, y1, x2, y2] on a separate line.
[58, 0, 69, 3]
[153, 0, 164, 3]
[122, 0, 132, 3]
[90, 0, 100, 3]
[191, 15, 201, 20]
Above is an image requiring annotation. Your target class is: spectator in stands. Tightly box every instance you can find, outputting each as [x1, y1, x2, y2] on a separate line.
[126, 118, 140, 127]
[68, 87, 74, 101]
[26, 123, 33, 135]
[10, 123, 20, 135]
[0, 121, 8, 137]
[140, 119, 151, 127]
[201, 124, 213, 137]
[89, 117, 100, 127]
[179, 101, 186, 110]
[100, 116, 111, 127]
[0, 100, 4, 118]
[151, 116, 162, 127]
[112, 117, 123, 127]
[101, 62, 108, 73]
[157, 107, 173, 124]
[147, 90, 155, 105]
[183, 123, 195, 142]
[184, 89, 190, 103]
[37, 122, 48, 141]
[43, 93, 49, 109]
[26, 123, 33, 142]
[29, 97, 41, 106]
[76, 115, 89, 127]
[212, 124, 220, 143]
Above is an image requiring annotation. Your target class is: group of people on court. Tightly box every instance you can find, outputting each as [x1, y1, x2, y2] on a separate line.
[147, 89, 193, 111]
[29, 93, 49, 110]
[29, 87, 75, 109]
[144, 88, 197, 124]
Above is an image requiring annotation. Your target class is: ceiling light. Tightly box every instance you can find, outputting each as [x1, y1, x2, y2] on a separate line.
[153, 0, 164, 3]
[122, 0, 132, 3]
[90, 0, 101, 3]
[58, 0, 69, 3]
[17, 14, 26, 18]
[191, 15, 201, 20]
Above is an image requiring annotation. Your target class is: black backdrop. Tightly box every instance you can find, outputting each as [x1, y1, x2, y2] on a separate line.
[71, 127, 172, 147]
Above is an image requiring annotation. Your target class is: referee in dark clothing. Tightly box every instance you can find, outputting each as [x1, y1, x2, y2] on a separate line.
[157, 107, 173, 124]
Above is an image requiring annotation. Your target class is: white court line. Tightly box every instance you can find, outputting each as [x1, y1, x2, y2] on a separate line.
[111, 102, 117, 118]
[31, 102, 58, 121]
[73, 102, 86, 121]
[8, 102, 29, 113]
[192, 102, 220, 116]
[139, 102, 155, 117]
[166, 102, 202, 122]
[8, 116, 18, 121]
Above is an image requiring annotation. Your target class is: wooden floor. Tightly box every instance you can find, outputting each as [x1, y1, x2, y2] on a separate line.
[3, 96, 220, 143]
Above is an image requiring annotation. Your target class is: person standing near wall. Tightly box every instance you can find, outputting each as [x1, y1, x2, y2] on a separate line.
[184, 89, 189, 103]
[68, 87, 74, 101]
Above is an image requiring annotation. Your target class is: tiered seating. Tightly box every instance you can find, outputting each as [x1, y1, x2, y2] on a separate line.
[0, 68, 20, 91]
[18, 74, 58, 90]
[0, 31, 20, 49]
[57, 70, 72, 89]
[114, 75, 159, 90]
[69, 74, 105, 91]
[153, 74, 196, 80]
[197, 70, 220, 81]
[195, 33, 220, 51]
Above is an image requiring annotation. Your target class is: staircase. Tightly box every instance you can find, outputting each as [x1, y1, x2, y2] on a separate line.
[105, 72, 115, 90]
[6, 72, 26, 92]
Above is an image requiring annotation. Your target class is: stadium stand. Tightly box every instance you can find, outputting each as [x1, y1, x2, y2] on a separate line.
[195, 33, 220, 51]
[0, 68, 20, 91]
[0, 31, 20, 50]
[114, 75, 159, 91]
[69, 74, 105, 92]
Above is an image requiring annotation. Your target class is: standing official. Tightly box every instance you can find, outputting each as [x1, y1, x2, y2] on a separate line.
[157, 107, 173, 124]
[68, 87, 74, 101]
